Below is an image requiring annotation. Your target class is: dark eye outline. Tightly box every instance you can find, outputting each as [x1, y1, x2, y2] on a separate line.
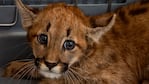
[37, 34, 48, 44]
[63, 40, 75, 50]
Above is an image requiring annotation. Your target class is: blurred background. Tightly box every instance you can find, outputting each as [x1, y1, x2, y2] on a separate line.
[0, 0, 126, 5]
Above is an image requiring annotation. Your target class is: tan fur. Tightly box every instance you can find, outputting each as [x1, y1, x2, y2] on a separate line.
[3, 0, 149, 84]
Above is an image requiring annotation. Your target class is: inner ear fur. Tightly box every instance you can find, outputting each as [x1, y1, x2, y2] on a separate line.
[87, 14, 116, 43]
[16, 0, 39, 30]
[89, 13, 114, 28]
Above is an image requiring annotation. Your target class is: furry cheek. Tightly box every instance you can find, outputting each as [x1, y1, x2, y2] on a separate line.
[32, 44, 47, 58]
[66, 50, 84, 67]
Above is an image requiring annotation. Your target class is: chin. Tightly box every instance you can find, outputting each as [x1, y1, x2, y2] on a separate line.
[39, 70, 62, 79]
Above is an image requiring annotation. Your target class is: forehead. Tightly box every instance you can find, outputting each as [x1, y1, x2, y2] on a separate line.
[29, 3, 89, 39]
[35, 4, 89, 27]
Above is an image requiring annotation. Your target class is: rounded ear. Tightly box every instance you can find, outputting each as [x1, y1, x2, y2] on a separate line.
[87, 14, 116, 43]
[16, 0, 39, 30]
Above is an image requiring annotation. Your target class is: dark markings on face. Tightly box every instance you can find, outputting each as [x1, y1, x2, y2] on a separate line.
[46, 22, 51, 32]
[129, 8, 148, 16]
[66, 28, 71, 37]
[75, 43, 83, 50]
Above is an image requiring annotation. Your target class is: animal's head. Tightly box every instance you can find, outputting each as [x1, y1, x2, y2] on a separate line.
[16, 0, 116, 79]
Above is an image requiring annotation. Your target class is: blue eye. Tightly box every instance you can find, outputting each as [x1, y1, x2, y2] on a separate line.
[63, 40, 75, 50]
[37, 34, 48, 44]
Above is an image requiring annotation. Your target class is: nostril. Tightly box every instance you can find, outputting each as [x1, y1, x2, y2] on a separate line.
[34, 58, 40, 67]
[45, 61, 57, 70]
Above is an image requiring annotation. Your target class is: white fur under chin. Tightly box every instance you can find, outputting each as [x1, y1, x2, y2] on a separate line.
[39, 70, 62, 79]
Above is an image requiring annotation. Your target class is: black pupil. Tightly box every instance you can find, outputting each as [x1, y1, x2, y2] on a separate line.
[38, 34, 48, 44]
[64, 40, 75, 50]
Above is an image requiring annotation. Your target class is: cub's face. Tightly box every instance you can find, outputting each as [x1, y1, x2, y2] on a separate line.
[29, 5, 89, 78]
[16, 0, 116, 79]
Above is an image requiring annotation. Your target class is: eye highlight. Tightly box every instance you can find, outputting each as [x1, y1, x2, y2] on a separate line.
[63, 40, 75, 50]
[37, 34, 48, 44]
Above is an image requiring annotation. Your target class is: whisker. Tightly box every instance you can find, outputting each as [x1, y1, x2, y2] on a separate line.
[66, 73, 70, 84]
[69, 68, 82, 77]
[18, 64, 34, 80]
[36, 68, 39, 80]
[27, 67, 34, 80]
[69, 70, 81, 84]
[26, 65, 37, 84]
[67, 71, 75, 84]
[63, 73, 67, 84]
[0, 59, 33, 71]
[11, 65, 28, 79]
[17, 66, 33, 84]
[68, 70, 75, 83]
[13, 64, 32, 84]
[71, 67, 99, 84]
[64, 71, 70, 84]
[12, 62, 33, 79]
[30, 67, 36, 79]
[70, 68, 89, 83]
[69, 71, 76, 84]
[27, 67, 34, 84]
[6, 63, 32, 84]
[33, 68, 38, 80]
[35, 67, 40, 80]
[23, 69, 32, 84]
[65, 72, 70, 84]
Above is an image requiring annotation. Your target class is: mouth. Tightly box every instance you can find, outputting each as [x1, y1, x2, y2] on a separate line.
[35, 60, 69, 79]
